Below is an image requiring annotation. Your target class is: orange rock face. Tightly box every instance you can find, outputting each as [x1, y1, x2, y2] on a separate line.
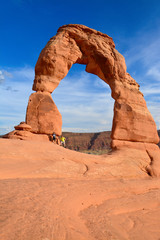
[3, 130, 50, 141]
[26, 91, 62, 136]
[14, 122, 32, 131]
[32, 24, 158, 145]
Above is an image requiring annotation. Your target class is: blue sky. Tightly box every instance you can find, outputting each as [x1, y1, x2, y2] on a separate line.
[0, 0, 160, 134]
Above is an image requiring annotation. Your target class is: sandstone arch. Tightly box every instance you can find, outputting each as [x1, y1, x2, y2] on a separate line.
[26, 24, 159, 148]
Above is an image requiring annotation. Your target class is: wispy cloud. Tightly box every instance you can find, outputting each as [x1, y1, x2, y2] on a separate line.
[146, 101, 160, 129]
[120, 26, 160, 130]
[124, 27, 160, 69]
[146, 62, 160, 81]
[12, 66, 34, 81]
[0, 66, 34, 134]
[141, 83, 160, 96]
[0, 66, 114, 134]
[0, 71, 5, 84]
[53, 71, 114, 132]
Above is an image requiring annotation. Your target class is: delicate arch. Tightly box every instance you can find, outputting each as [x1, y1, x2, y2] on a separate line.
[26, 24, 159, 145]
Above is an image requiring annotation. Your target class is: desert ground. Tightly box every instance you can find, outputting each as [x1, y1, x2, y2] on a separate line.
[0, 138, 160, 240]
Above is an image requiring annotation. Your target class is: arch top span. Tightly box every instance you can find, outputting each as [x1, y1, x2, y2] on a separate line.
[33, 24, 137, 93]
[28, 24, 159, 145]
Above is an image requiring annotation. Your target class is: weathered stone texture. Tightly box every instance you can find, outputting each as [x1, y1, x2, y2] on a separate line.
[32, 24, 159, 145]
[14, 122, 32, 131]
[4, 24, 160, 177]
[26, 92, 62, 136]
[3, 130, 50, 141]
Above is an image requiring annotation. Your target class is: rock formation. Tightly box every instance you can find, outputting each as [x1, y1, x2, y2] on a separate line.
[14, 122, 32, 131]
[28, 24, 160, 175]
[31, 24, 158, 143]
[3, 122, 50, 141]
[26, 92, 62, 135]
[6, 24, 160, 176]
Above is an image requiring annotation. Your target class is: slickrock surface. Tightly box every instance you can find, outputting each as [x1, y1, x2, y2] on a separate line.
[1, 138, 160, 240]
[3, 130, 50, 141]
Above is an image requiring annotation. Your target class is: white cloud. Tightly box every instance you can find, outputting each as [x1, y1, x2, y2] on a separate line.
[93, 78, 109, 89]
[146, 62, 160, 81]
[62, 127, 110, 133]
[0, 69, 14, 84]
[141, 84, 160, 96]
[0, 66, 34, 134]
[0, 70, 5, 83]
[124, 28, 160, 69]
[53, 70, 114, 132]
[3, 70, 13, 78]
[120, 27, 160, 130]
[12, 66, 34, 81]
[0, 66, 114, 134]
[146, 101, 160, 130]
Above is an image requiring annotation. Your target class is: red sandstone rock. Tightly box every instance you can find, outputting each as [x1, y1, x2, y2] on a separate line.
[146, 149, 160, 177]
[32, 24, 159, 145]
[3, 130, 50, 141]
[111, 139, 159, 151]
[10, 24, 159, 177]
[1, 139, 160, 240]
[112, 140, 160, 177]
[14, 122, 32, 131]
[26, 91, 62, 136]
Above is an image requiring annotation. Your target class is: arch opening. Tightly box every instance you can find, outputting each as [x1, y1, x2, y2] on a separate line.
[52, 63, 114, 133]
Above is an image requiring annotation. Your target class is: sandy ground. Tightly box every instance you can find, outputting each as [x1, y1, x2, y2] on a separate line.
[0, 138, 160, 240]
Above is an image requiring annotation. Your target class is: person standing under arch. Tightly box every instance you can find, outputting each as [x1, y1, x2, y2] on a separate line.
[60, 136, 66, 147]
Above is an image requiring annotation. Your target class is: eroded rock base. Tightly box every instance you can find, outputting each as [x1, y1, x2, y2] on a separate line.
[112, 140, 160, 177]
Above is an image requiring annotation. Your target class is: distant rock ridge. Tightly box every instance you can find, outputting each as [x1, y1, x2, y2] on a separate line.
[63, 131, 160, 152]
[63, 131, 111, 151]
